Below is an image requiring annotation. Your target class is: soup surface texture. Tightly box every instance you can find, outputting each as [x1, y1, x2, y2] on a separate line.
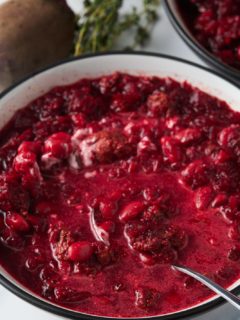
[0, 73, 240, 317]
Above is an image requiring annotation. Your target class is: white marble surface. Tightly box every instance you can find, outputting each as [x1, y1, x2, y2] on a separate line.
[0, 0, 239, 319]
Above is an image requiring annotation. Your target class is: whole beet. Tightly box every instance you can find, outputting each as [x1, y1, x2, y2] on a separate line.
[0, 0, 75, 91]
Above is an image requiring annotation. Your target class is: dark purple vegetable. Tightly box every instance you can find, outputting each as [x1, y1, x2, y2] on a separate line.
[0, 0, 75, 91]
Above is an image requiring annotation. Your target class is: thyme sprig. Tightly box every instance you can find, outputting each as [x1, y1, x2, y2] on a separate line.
[74, 0, 161, 55]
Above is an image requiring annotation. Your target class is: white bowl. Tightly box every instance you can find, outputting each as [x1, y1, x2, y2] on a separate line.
[0, 52, 240, 320]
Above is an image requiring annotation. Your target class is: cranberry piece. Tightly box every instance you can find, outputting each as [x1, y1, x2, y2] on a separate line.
[71, 113, 86, 128]
[111, 90, 141, 112]
[99, 73, 120, 94]
[195, 186, 214, 210]
[43, 132, 72, 159]
[123, 121, 141, 143]
[135, 287, 160, 309]
[181, 160, 208, 189]
[99, 199, 118, 220]
[68, 241, 93, 262]
[218, 125, 240, 149]
[228, 195, 240, 212]
[109, 190, 123, 202]
[13, 151, 42, 194]
[119, 201, 145, 223]
[161, 136, 181, 164]
[6, 212, 30, 233]
[18, 141, 41, 154]
[204, 142, 219, 157]
[69, 93, 105, 118]
[124, 221, 148, 239]
[13, 151, 37, 173]
[175, 128, 202, 145]
[40, 96, 64, 119]
[213, 149, 231, 164]
[147, 91, 169, 116]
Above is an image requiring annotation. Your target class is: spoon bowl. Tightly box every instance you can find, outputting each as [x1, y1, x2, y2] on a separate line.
[173, 265, 240, 311]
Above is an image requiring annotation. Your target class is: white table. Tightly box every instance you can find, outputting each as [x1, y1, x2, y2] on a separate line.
[0, 1, 239, 319]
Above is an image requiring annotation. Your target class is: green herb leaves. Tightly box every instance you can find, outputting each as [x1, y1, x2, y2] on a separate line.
[74, 0, 160, 55]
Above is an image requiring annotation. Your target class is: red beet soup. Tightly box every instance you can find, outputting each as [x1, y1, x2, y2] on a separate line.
[0, 73, 240, 317]
[177, 0, 240, 70]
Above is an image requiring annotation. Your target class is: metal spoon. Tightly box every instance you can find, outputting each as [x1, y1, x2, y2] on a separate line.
[173, 264, 240, 311]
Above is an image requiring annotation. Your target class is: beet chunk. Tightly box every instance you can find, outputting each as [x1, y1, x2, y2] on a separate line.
[79, 130, 132, 166]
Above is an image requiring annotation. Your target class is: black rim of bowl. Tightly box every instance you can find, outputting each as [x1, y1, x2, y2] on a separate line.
[0, 51, 240, 320]
[163, 0, 240, 81]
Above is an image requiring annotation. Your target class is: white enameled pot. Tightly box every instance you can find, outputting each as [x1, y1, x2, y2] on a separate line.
[0, 52, 240, 320]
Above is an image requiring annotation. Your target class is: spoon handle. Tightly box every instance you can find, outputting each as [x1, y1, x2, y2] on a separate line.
[173, 264, 240, 311]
